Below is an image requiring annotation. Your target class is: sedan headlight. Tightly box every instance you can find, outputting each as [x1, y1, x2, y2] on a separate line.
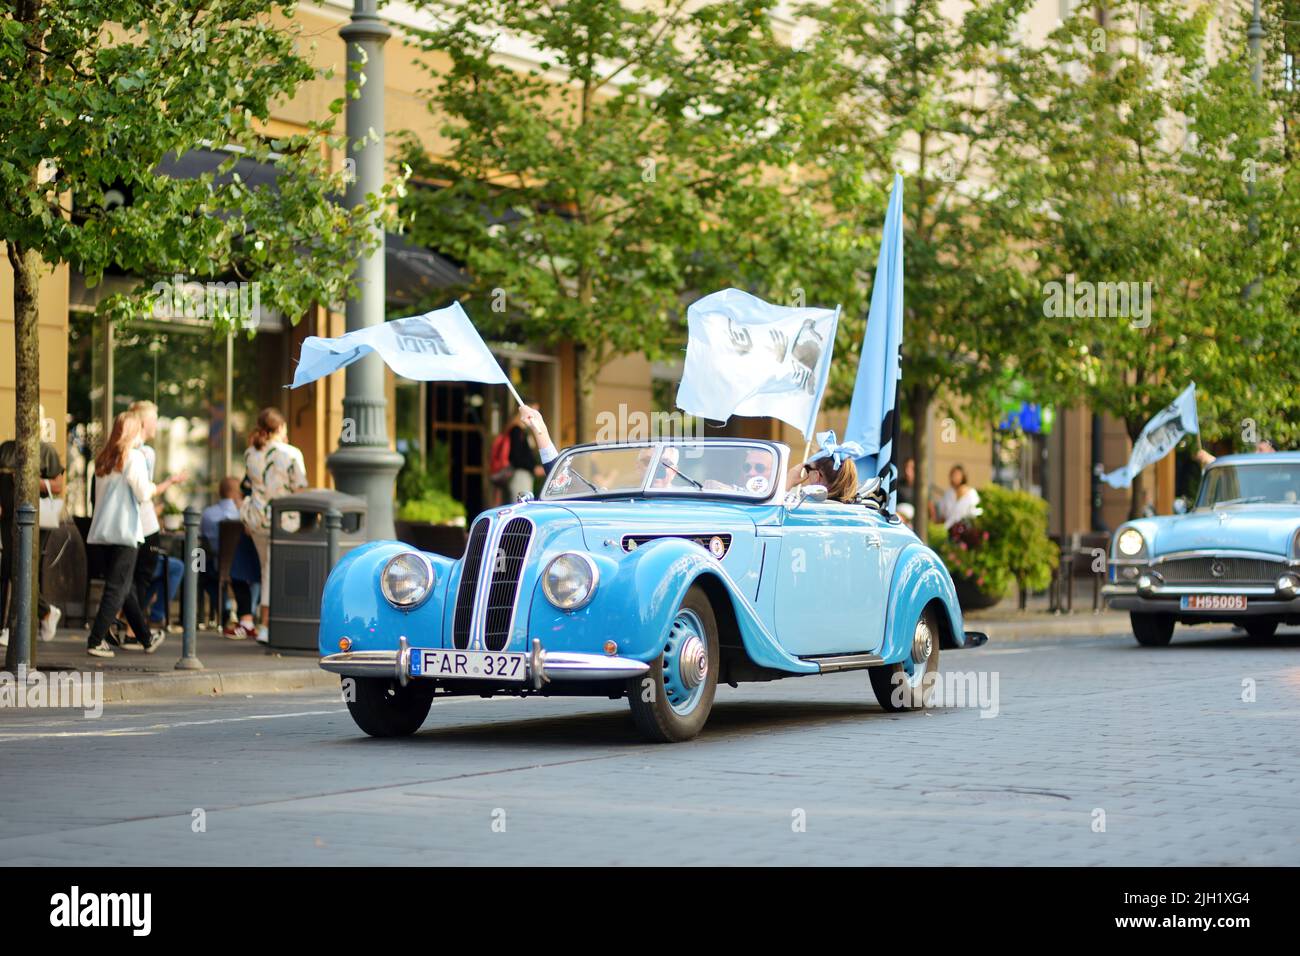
[380, 552, 435, 609]
[1116, 528, 1146, 558]
[542, 552, 599, 610]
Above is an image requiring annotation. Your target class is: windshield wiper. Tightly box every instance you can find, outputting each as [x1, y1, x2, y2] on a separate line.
[564, 465, 600, 494]
[657, 458, 703, 490]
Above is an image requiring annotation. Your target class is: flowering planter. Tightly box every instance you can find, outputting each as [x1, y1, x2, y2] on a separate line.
[952, 575, 1004, 611]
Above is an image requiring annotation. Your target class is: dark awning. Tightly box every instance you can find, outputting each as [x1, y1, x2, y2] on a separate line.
[156, 148, 468, 309]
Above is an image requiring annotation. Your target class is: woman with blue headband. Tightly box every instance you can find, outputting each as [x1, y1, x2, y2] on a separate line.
[787, 431, 860, 504]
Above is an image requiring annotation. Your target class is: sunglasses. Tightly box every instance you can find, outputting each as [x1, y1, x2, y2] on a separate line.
[743, 461, 769, 475]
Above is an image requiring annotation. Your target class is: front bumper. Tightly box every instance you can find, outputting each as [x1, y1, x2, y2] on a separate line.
[1103, 584, 1300, 618]
[319, 637, 650, 689]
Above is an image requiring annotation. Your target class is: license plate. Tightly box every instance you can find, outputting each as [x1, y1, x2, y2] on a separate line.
[1180, 594, 1248, 611]
[410, 649, 528, 681]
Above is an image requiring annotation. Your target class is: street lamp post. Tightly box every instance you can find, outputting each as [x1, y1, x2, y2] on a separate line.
[328, 0, 404, 541]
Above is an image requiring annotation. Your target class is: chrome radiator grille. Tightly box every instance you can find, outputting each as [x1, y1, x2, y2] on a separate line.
[452, 518, 490, 648]
[1158, 556, 1282, 585]
[484, 517, 533, 651]
[451, 514, 535, 651]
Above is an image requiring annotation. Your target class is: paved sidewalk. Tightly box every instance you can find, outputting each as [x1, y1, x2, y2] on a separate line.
[5, 626, 335, 704]
[965, 593, 1131, 641]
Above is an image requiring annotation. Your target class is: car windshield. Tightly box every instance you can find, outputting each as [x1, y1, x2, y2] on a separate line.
[1196, 462, 1300, 508]
[540, 442, 780, 501]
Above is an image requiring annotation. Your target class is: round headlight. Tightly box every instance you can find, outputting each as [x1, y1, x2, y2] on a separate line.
[1117, 528, 1145, 557]
[380, 552, 435, 608]
[542, 552, 598, 610]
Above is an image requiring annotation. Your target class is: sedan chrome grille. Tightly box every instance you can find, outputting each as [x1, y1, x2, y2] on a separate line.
[1157, 556, 1283, 585]
[484, 517, 533, 651]
[452, 517, 491, 649]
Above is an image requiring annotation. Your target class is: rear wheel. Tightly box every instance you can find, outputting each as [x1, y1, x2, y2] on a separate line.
[869, 605, 940, 711]
[345, 677, 435, 737]
[1243, 620, 1279, 639]
[626, 586, 719, 743]
[1131, 612, 1175, 647]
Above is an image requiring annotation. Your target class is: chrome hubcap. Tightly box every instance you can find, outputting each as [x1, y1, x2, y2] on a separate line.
[911, 619, 933, 665]
[678, 635, 707, 689]
[663, 609, 709, 715]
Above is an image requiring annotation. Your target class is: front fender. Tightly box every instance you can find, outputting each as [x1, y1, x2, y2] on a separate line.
[526, 537, 817, 674]
[879, 543, 966, 665]
[317, 540, 455, 656]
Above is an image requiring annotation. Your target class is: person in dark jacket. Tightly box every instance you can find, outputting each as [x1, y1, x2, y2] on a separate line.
[506, 401, 547, 499]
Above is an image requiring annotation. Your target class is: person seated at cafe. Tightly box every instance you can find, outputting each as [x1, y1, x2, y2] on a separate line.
[201, 476, 259, 639]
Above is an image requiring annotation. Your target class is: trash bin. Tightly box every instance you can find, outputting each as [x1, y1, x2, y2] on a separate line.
[268, 489, 367, 651]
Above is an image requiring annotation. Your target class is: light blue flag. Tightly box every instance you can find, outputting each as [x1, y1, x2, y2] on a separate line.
[675, 288, 840, 440]
[1101, 383, 1199, 489]
[291, 301, 514, 394]
[844, 173, 905, 510]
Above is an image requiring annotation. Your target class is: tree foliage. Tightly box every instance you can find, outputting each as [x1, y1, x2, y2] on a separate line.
[0, 0, 384, 663]
[399, 0, 872, 439]
[1001, 0, 1300, 512]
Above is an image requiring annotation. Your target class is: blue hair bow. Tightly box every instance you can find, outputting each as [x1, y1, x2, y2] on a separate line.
[807, 430, 864, 472]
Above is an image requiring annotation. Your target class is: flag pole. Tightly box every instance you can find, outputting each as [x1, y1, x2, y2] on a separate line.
[503, 377, 525, 408]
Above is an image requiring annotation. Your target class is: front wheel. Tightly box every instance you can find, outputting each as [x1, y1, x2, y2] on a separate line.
[345, 677, 435, 737]
[626, 586, 719, 743]
[1131, 612, 1174, 647]
[869, 605, 940, 711]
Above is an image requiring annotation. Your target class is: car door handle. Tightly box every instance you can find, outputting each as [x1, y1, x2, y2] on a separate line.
[865, 534, 882, 548]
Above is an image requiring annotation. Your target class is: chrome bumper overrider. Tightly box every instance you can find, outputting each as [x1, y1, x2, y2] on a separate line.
[319, 637, 650, 689]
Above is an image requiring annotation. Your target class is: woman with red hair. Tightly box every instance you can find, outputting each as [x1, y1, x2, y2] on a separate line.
[85, 412, 165, 657]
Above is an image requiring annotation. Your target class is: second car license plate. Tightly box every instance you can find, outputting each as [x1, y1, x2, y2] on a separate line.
[411, 649, 527, 681]
[1180, 594, 1248, 611]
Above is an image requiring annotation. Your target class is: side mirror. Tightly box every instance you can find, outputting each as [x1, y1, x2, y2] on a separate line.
[1172, 497, 1188, 515]
[786, 483, 828, 509]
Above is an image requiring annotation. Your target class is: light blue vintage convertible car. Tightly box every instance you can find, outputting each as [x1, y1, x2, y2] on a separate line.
[319, 438, 987, 742]
[1105, 451, 1300, 645]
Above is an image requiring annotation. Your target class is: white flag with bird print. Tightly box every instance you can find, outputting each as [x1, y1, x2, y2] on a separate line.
[675, 288, 840, 440]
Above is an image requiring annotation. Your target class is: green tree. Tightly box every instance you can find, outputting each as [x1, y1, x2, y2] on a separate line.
[1006, 0, 1300, 516]
[0, 0, 384, 665]
[789, 0, 1053, 532]
[400, 0, 868, 441]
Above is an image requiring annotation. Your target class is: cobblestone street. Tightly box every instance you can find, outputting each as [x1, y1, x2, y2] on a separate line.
[2, 625, 1296, 866]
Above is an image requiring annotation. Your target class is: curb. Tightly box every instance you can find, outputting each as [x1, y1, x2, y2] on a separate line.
[103, 667, 338, 704]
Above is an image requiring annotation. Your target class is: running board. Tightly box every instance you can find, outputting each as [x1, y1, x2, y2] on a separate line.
[800, 652, 885, 674]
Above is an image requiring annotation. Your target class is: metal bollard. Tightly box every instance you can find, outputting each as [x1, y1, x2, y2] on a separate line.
[175, 505, 204, 671]
[11, 503, 36, 670]
[325, 508, 342, 571]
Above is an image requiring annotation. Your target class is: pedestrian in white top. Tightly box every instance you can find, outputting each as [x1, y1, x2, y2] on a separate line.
[85, 413, 165, 657]
[126, 400, 186, 642]
[935, 464, 981, 530]
[239, 407, 308, 643]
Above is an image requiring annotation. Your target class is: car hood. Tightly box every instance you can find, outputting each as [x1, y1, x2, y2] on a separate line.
[549, 499, 757, 550]
[1141, 505, 1300, 557]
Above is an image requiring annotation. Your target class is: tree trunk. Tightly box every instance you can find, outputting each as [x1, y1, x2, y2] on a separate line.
[1126, 417, 1145, 519]
[1128, 467, 1146, 520]
[909, 382, 933, 540]
[573, 345, 597, 444]
[6, 243, 43, 671]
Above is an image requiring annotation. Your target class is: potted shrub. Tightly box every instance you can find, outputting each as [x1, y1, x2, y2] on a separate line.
[395, 443, 468, 557]
[929, 485, 1058, 611]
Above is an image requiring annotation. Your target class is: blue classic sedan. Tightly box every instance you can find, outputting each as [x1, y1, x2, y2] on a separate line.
[318, 438, 987, 742]
[1105, 451, 1300, 645]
